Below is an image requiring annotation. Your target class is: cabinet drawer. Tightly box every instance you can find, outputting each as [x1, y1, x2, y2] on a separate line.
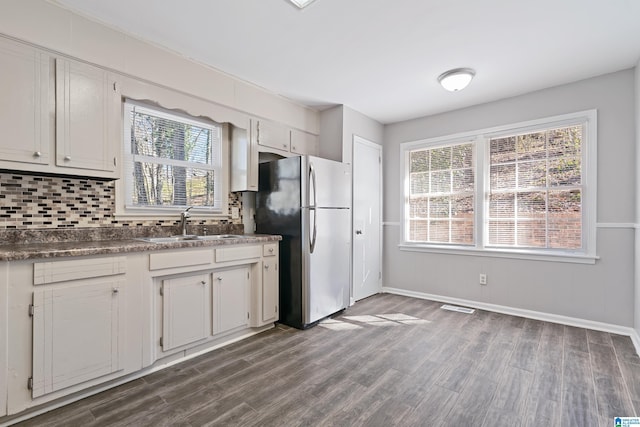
[215, 245, 262, 263]
[34, 256, 126, 285]
[149, 249, 213, 271]
[263, 243, 278, 257]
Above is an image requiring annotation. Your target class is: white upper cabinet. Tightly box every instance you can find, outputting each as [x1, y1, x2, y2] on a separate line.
[0, 37, 51, 166]
[290, 129, 318, 156]
[230, 124, 258, 192]
[0, 36, 118, 179]
[251, 119, 318, 156]
[253, 119, 290, 152]
[55, 58, 119, 174]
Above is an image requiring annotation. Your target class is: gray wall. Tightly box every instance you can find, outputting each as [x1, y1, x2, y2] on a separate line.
[319, 105, 384, 162]
[383, 69, 636, 327]
[319, 106, 344, 161]
[635, 62, 640, 336]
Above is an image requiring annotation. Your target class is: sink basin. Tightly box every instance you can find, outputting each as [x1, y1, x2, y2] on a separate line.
[136, 235, 200, 243]
[197, 234, 246, 240]
[137, 234, 249, 243]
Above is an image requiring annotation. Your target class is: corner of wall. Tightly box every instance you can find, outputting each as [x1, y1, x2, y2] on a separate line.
[635, 61, 640, 339]
[341, 105, 384, 165]
[319, 106, 345, 162]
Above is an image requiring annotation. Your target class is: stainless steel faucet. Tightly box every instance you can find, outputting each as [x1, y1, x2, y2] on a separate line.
[180, 206, 193, 236]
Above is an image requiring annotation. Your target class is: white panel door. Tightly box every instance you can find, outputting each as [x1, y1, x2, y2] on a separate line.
[352, 136, 382, 301]
[32, 280, 124, 397]
[214, 267, 249, 334]
[162, 274, 210, 351]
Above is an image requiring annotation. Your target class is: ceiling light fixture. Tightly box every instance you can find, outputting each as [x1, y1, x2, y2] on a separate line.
[288, 0, 316, 9]
[437, 68, 476, 92]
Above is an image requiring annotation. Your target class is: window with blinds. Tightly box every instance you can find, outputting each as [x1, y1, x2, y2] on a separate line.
[488, 125, 582, 249]
[400, 110, 596, 260]
[123, 101, 222, 211]
[407, 142, 474, 245]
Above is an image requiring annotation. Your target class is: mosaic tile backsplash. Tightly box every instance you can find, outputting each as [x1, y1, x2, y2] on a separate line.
[0, 173, 242, 230]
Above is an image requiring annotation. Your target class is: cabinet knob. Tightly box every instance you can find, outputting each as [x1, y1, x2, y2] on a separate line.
[64, 155, 71, 161]
[200, 280, 206, 285]
[268, 248, 274, 253]
[34, 151, 42, 158]
[216, 277, 222, 281]
[355, 230, 363, 235]
[292, 146, 297, 151]
[283, 144, 288, 149]
[264, 264, 269, 270]
[112, 288, 119, 294]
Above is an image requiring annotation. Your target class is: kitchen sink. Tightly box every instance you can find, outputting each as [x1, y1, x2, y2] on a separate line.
[136, 234, 248, 243]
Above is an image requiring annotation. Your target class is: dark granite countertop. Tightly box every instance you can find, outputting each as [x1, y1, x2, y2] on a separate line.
[0, 231, 281, 261]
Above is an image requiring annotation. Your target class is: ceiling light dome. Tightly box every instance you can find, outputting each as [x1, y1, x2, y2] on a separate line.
[438, 68, 476, 92]
[288, 0, 316, 8]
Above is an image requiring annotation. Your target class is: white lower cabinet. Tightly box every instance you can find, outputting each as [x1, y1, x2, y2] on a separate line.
[1, 242, 279, 421]
[214, 267, 250, 334]
[31, 279, 125, 397]
[261, 259, 279, 324]
[161, 274, 211, 352]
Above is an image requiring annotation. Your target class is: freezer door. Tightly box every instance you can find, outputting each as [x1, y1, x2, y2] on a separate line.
[304, 207, 351, 324]
[304, 156, 351, 208]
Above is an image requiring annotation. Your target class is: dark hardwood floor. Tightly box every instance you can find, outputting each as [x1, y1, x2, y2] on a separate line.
[14, 293, 640, 427]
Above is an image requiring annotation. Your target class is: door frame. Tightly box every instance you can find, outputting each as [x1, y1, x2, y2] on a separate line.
[351, 135, 383, 304]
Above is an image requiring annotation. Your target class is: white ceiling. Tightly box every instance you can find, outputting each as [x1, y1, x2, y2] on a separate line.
[52, 0, 640, 124]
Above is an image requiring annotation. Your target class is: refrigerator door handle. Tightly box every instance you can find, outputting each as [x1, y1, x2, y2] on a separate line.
[309, 162, 317, 208]
[309, 161, 318, 253]
[310, 208, 317, 254]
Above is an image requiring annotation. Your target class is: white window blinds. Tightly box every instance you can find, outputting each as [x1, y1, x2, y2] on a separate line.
[488, 125, 583, 249]
[408, 142, 475, 245]
[124, 101, 222, 210]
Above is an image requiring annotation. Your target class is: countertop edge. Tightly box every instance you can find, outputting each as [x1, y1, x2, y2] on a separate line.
[0, 235, 282, 261]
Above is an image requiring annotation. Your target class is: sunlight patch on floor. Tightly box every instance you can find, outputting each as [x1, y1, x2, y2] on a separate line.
[318, 318, 363, 330]
[319, 313, 431, 330]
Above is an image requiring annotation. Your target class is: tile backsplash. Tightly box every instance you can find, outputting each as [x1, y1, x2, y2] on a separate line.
[0, 173, 242, 230]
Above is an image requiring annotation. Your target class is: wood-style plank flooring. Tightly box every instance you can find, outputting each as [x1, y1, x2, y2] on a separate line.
[14, 294, 640, 426]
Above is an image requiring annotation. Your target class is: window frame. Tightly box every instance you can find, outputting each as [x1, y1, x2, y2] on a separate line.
[118, 98, 229, 218]
[399, 110, 597, 264]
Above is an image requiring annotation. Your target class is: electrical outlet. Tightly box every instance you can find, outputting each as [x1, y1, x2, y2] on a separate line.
[479, 273, 487, 285]
[231, 207, 240, 219]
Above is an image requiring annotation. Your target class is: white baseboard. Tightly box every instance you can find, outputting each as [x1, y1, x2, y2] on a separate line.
[383, 286, 640, 357]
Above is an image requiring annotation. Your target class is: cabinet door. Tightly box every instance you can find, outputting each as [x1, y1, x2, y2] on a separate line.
[214, 267, 249, 334]
[262, 259, 279, 323]
[56, 58, 118, 173]
[230, 124, 258, 192]
[253, 119, 290, 152]
[0, 37, 51, 165]
[290, 129, 318, 156]
[161, 274, 211, 352]
[31, 280, 124, 398]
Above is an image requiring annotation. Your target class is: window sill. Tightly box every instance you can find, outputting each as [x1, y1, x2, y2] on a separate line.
[398, 243, 598, 264]
[114, 210, 231, 221]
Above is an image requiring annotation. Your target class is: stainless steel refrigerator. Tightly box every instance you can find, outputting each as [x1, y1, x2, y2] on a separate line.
[255, 155, 351, 329]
